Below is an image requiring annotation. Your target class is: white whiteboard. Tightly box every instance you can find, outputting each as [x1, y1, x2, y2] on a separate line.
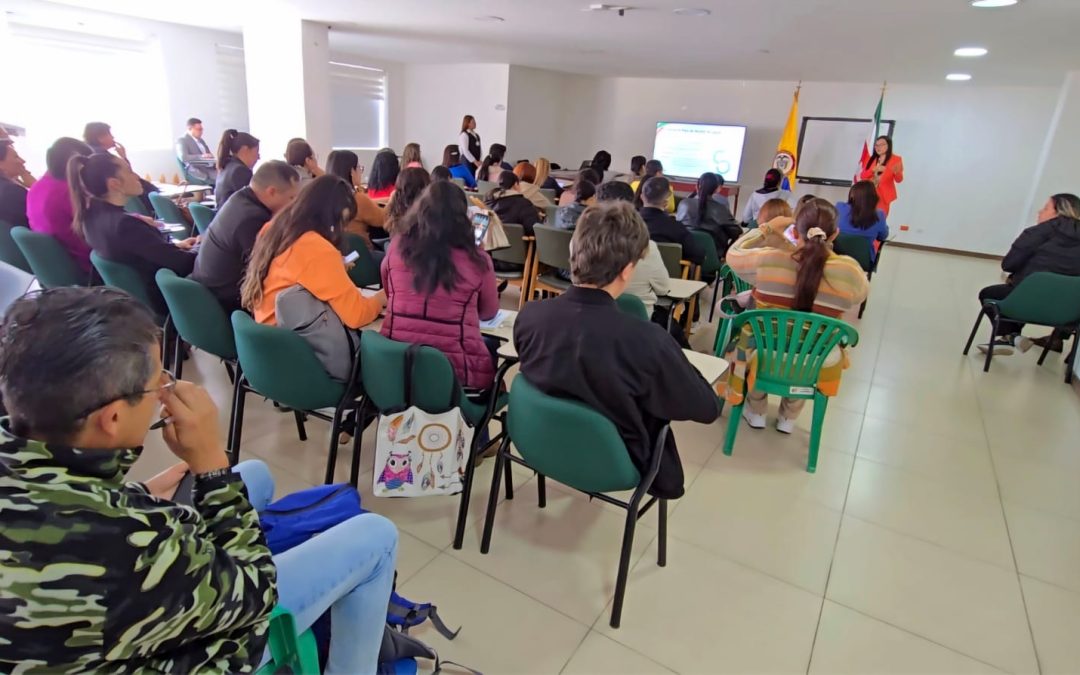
[797, 117, 895, 186]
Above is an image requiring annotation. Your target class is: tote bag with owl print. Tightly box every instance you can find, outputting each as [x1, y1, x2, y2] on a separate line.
[372, 346, 475, 498]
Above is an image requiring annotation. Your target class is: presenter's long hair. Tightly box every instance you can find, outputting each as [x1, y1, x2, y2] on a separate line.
[790, 197, 839, 312]
[865, 135, 893, 170]
[848, 181, 881, 230]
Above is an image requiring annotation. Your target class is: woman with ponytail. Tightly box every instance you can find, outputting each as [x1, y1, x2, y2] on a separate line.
[631, 160, 673, 212]
[720, 197, 868, 433]
[676, 171, 741, 257]
[742, 168, 795, 225]
[69, 154, 197, 314]
[476, 143, 510, 184]
[214, 130, 260, 207]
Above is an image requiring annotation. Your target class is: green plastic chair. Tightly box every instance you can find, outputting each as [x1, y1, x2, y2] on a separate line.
[543, 204, 557, 227]
[188, 202, 216, 236]
[713, 264, 754, 356]
[491, 223, 531, 310]
[345, 233, 381, 288]
[479, 376, 670, 629]
[962, 272, 1080, 383]
[11, 227, 87, 288]
[832, 234, 884, 318]
[359, 331, 509, 549]
[124, 196, 151, 217]
[476, 179, 498, 195]
[615, 293, 649, 321]
[231, 311, 362, 473]
[530, 224, 572, 298]
[255, 607, 320, 675]
[90, 251, 154, 310]
[0, 220, 31, 273]
[722, 309, 860, 473]
[656, 242, 685, 279]
[689, 229, 723, 321]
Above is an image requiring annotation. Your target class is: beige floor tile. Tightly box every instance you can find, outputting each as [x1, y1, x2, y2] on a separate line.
[399, 554, 589, 675]
[864, 381, 986, 442]
[395, 531, 443, 585]
[830, 374, 873, 414]
[827, 517, 1038, 674]
[1020, 575, 1080, 675]
[595, 537, 821, 674]
[845, 459, 1015, 569]
[810, 602, 1006, 674]
[561, 631, 675, 674]
[670, 417, 724, 466]
[984, 411, 1080, 471]
[1005, 502, 1080, 593]
[993, 453, 1080, 521]
[450, 479, 657, 625]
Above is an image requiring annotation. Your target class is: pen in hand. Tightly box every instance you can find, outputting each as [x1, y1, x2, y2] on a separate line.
[150, 416, 173, 431]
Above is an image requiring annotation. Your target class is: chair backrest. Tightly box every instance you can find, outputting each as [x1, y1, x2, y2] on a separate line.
[0, 220, 31, 273]
[997, 272, 1080, 326]
[732, 309, 860, 392]
[231, 311, 346, 410]
[10, 227, 85, 288]
[148, 192, 186, 226]
[538, 188, 556, 201]
[124, 196, 151, 217]
[615, 293, 649, 321]
[656, 242, 683, 278]
[689, 230, 722, 275]
[156, 269, 236, 360]
[476, 179, 498, 195]
[175, 157, 213, 187]
[491, 223, 527, 265]
[345, 233, 381, 287]
[188, 203, 216, 236]
[90, 251, 154, 309]
[255, 607, 320, 675]
[359, 331, 466, 414]
[532, 224, 573, 269]
[508, 377, 641, 493]
[544, 204, 557, 226]
[721, 263, 753, 295]
[833, 234, 873, 273]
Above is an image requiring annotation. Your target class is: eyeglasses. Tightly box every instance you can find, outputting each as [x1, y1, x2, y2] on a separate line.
[71, 369, 176, 422]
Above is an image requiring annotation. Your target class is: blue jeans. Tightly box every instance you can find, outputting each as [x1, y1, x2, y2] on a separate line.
[235, 461, 398, 675]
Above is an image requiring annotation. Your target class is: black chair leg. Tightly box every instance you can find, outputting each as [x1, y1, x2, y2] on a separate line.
[983, 318, 999, 373]
[707, 276, 720, 323]
[1064, 329, 1079, 384]
[963, 309, 987, 355]
[349, 403, 366, 488]
[229, 384, 247, 465]
[658, 499, 668, 567]
[223, 361, 236, 385]
[226, 365, 243, 455]
[173, 336, 184, 381]
[1038, 343, 1052, 366]
[537, 474, 547, 508]
[858, 299, 867, 319]
[161, 318, 173, 371]
[479, 438, 510, 554]
[294, 411, 308, 442]
[610, 502, 641, 629]
[324, 406, 345, 484]
[503, 456, 514, 501]
[453, 433, 483, 550]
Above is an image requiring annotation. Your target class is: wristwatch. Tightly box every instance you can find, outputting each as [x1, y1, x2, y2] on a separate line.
[194, 468, 232, 484]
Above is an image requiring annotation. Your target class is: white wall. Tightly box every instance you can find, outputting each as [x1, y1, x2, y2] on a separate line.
[1023, 72, 1080, 232]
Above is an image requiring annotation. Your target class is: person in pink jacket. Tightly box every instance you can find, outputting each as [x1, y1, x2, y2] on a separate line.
[380, 180, 500, 391]
[26, 137, 94, 275]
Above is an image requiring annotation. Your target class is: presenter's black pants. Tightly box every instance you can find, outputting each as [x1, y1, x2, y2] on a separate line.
[978, 284, 1024, 336]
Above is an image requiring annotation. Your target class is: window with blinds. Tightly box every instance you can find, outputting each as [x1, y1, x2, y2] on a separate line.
[329, 61, 387, 149]
[215, 44, 250, 132]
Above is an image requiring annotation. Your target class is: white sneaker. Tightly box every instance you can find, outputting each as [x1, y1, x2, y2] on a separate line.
[776, 417, 796, 434]
[976, 336, 1016, 356]
[742, 409, 766, 429]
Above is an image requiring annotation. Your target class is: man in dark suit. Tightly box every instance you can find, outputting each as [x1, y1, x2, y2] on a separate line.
[513, 201, 720, 499]
[176, 117, 218, 183]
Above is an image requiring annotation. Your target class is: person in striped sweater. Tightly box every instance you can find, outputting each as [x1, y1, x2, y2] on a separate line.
[721, 197, 869, 433]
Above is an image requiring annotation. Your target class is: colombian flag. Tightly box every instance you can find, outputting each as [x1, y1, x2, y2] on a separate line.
[774, 86, 800, 191]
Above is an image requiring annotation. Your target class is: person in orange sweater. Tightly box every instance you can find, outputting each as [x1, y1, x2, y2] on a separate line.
[858, 135, 904, 216]
[240, 175, 385, 327]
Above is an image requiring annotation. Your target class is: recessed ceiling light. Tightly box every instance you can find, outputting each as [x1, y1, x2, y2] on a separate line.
[947, 73, 973, 81]
[954, 46, 988, 57]
[474, 15, 505, 22]
[970, 0, 1018, 7]
[673, 7, 711, 16]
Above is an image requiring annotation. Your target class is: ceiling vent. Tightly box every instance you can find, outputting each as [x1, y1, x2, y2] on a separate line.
[583, 4, 635, 16]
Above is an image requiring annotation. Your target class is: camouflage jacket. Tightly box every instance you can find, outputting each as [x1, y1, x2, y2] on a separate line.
[0, 423, 278, 673]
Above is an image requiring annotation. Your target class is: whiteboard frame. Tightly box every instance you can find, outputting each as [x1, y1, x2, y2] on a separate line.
[796, 116, 896, 187]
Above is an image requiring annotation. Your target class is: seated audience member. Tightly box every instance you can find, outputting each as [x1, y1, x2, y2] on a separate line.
[513, 161, 554, 210]
[757, 197, 795, 235]
[26, 137, 94, 274]
[215, 130, 260, 208]
[639, 176, 704, 266]
[836, 180, 889, 260]
[476, 143, 512, 183]
[401, 142, 424, 169]
[175, 117, 218, 182]
[632, 160, 674, 212]
[0, 287, 398, 673]
[797, 193, 817, 210]
[535, 157, 560, 195]
[590, 150, 616, 182]
[381, 181, 500, 391]
[514, 201, 721, 499]
[676, 171, 742, 257]
[723, 198, 868, 432]
[430, 165, 452, 182]
[326, 150, 387, 246]
[366, 150, 400, 200]
[977, 193, 1080, 356]
[191, 161, 299, 313]
[70, 154, 196, 315]
[711, 172, 732, 210]
[442, 145, 477, 188]
[242, 175, 385, 331]
[600, 181, 671, 318]
[285, 138, 324, 186]
[558, 168, 600, 207]
[742, 168, 795, 224]
[83, 122, 157, 209]
[630, 155, 647, 181]
[383, 167, 431, 236]
[485, 171, 541, 235]
[0, 140, 31, 227]
[555, 176, 596, 230]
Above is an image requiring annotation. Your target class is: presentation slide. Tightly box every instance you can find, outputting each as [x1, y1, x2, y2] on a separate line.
[652, 122, 747, 182]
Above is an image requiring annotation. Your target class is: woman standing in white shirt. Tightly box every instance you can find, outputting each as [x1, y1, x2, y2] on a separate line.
[458, 115, 482, 171]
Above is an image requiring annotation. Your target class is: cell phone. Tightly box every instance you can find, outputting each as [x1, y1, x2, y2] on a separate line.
[344, 250, 360, 264]
[472, 211, 491, 246]
[172, 471, 195, 506]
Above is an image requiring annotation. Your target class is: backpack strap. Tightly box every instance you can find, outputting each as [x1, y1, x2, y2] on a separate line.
[403, 344, 420, 407]
[388, 591, 460, 640]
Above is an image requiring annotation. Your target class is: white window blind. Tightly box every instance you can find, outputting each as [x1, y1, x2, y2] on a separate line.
[215, 44, 250, 133]
[329, 61, 387, 149]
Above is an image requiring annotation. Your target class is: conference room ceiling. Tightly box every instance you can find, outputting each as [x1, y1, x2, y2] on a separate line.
[39, 0, 1080, 85]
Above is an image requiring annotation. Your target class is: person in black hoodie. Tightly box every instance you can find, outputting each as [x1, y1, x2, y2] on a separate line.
[978, 193, 1080, 356]
[484, 171, 540, 235]
[191, 161, 299, 313]
[639, 176, 704, 266]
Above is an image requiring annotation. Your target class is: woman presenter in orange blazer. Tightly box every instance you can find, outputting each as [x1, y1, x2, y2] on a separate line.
[859, 135, 904, 216]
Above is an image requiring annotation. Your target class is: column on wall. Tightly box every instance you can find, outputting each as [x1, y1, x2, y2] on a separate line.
[1020, 71, 1080, 233]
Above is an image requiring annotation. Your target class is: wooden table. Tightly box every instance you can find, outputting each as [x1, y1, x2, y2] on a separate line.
[660, 278, 708, 332]
[153, 183, 213, 199]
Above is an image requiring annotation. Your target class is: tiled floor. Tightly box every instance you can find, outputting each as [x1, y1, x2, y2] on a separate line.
[129, 247, 1080, 674]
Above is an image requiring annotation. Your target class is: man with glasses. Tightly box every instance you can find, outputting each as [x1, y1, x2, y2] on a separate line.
[0, 287, 397, 673]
